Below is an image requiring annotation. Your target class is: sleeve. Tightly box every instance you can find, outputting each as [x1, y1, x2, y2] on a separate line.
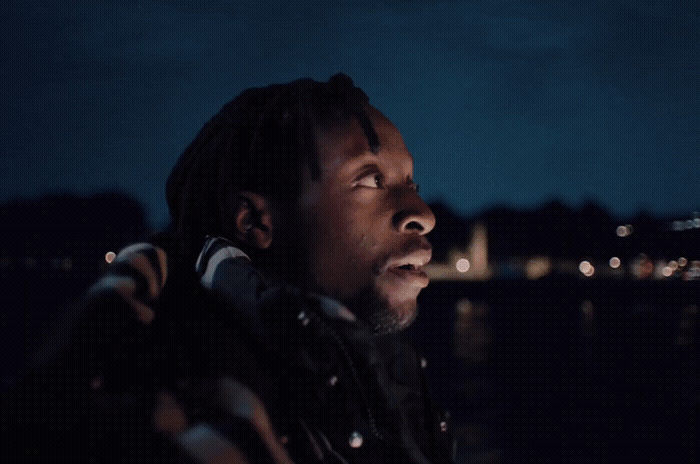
[1, 242, 173, 463]
[1, 241, 294, 464]
[174, 377, 293, 464]
[85, 241, 168, 325]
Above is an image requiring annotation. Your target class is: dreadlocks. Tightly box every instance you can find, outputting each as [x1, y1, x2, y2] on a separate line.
[165, 73, 379, 258]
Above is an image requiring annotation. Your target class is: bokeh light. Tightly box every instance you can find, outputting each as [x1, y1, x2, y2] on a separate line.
[456, 258, 470, 273]
[616, 225, 633, 237]
[525, 256, 551, 280]
[579, 261, 594, 277]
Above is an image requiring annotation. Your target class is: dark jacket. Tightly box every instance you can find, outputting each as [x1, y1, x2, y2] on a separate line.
[2, 235, 454, 463]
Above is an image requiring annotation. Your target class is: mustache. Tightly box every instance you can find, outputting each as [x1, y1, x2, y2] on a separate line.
[403, 237, 432, 255]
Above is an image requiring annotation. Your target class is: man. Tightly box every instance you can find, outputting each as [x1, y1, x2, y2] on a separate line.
[3, 74, 453, 463]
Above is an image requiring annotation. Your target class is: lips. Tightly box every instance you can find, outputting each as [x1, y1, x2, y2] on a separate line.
[382, 247, 432, 289]
[387, 264, 430, 288]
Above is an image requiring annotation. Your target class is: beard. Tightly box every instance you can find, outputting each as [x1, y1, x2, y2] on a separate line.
[340, 284, 418, 335]
[265, 207, 419, 334]
[257, 241, 412, 334]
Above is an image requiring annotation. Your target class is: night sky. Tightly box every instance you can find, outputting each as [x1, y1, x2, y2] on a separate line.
[2, 1, 698, 228]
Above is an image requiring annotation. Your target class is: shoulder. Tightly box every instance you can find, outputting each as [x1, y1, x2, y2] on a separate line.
[87, 241, 169, 325]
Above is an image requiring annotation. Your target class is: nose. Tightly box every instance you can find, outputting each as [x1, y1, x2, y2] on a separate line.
[392, 190, 436, 235]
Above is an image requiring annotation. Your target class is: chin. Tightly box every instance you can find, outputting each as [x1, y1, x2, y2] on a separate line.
[340, 286, 416, 334]
[330, 274, 423, 334]
[366, 304, 417, 335]
[385, 298, 419, 331]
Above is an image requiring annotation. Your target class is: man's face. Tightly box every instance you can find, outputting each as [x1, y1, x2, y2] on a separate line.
[293, 106, 435, 333]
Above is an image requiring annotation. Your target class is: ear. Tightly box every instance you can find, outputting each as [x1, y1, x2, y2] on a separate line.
[232, 191, 274, 249]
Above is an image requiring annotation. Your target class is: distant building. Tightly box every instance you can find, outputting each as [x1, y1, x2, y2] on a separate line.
[426, 202, 699, 281]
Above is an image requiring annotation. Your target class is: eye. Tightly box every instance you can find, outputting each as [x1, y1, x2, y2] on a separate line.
[355, 172, 386, 189]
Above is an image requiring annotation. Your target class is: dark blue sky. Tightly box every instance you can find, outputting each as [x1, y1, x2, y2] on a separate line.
[2, 1, 698, 227]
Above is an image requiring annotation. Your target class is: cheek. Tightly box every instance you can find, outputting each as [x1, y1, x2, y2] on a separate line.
[316, 201, 366, 255]
[323, 228, 374, 273]
[357, 233, 378, 251]
[307, 189, 387, 293]
[313, 227, 380, 295]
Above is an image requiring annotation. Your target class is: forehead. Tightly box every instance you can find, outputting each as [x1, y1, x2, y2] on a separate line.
[314, 106, 414, 174]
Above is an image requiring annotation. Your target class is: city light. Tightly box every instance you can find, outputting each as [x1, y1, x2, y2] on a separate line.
[678, 257, 688, 267]
[609, 257, 621, 269]
[662, 266, 673, 278]
[685, 261, 700, 280]
[105, 251, 116, 264]
[631, 254, 654, 279]
[579, 261, 591, 273]
[616, 225, 633, 237]
[579, 261, 594, 277]
[525, 256, 551, 280]
[456, 258, 470, 273]
[671, 217, 700, 231]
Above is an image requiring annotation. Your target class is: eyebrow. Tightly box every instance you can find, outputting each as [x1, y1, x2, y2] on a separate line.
[341, 153, 381, 174]
[337, 144, 415, 178]
[345, 147, 378, 161]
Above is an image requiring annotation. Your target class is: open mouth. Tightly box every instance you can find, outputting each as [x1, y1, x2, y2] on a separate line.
[397, 264, 417, 271]
[380, 247, 432, 290]
[386, 264, 429, 288]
